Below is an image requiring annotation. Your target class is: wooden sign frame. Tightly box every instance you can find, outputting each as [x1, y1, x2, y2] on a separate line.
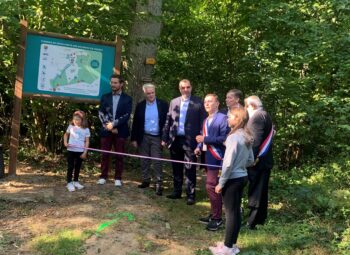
[8, 20, 122, 175]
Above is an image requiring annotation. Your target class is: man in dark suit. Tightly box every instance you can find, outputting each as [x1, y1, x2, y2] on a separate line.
[220, 89, 243, 115]
[97, 74, 132, 187]
[130, 83, 168, 195]
[162, 79, 206, 205]
[245, 95, 274, 229]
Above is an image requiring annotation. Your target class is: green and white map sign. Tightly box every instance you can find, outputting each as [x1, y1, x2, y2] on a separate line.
[23, 32, 116, 100]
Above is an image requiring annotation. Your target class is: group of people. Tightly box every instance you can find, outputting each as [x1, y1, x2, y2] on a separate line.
[63, 74, 274, 255]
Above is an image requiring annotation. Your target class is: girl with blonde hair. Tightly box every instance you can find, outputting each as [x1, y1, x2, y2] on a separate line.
[209, 108, 254, 255]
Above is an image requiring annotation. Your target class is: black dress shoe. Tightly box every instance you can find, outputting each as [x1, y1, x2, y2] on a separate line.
[186, 198, 195, 205]
[138, 181, 150, 188]
[166, 193, 182, 199]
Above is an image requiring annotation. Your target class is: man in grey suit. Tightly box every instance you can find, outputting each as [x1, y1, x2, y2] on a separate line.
[162, 79, 206, 205]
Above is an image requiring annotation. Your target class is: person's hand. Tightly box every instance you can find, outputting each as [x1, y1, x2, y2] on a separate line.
[215, 185, 222, 194]
[64, 142, 68, 147]
[161, 141, 167, 147]
[106, 122, 114, 131]
[80, 152, 87, 159]
[131, 141, 138, 148]
[194, 148, 201, 157]
[111, 128, 118, 134]
[196, 135, 204, 143]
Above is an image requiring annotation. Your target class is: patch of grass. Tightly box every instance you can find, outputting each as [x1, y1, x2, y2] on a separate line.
[149, 164, 344, 254]
[238, 220, 334, 254]
[336, 227, 350, 255]
[31, 229, 91, 255]
[194, 249, 211, 255]
[143, 240, 155, 252]
[0, 231, 22, 253]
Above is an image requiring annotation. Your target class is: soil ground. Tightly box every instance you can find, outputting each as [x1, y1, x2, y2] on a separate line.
[0, 162, 210, 255]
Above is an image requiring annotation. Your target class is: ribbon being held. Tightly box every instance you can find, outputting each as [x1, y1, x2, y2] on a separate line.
[68, 144, 221, 168]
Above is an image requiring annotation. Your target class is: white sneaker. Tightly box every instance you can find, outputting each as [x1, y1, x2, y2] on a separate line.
[232, 245, 240, 254]
[114, 180, 122, 187]
[209, 242, 238, 255]
[73, 181, 84, 190]
[67, 182, 75, 192]
[97, 178, 106, 185]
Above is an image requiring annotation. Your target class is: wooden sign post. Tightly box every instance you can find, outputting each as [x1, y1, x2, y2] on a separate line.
[9, 20, 28, 175]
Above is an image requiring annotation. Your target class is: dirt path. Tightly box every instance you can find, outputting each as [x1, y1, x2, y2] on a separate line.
[0, 164, 199, 255]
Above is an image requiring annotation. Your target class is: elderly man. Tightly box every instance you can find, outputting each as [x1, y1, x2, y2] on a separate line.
[245, 95, 274, 230]
[131, 83, 168, 195]
[162, 79, 206, 205]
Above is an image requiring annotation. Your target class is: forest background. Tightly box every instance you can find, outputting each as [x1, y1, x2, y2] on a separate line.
[0, 0, 349, 254]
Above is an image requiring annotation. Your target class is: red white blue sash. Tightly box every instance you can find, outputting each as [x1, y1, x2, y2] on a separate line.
[257, 126, 275, 158]
[203, 118, 223, 160]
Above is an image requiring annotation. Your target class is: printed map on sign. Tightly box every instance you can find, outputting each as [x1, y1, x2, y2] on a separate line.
[37, 42, 102, 96]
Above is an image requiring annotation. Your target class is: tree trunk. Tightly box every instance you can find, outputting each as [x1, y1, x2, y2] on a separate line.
[126, 0, 163, 106]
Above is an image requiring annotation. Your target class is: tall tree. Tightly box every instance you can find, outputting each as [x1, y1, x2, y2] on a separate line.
[126, 0, 163, 105]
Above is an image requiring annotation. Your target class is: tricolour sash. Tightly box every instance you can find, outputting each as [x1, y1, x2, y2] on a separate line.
[257, 126, 275, 158]
[203, 118, 223, 160]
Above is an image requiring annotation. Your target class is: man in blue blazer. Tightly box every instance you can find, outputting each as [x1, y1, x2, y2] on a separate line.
[130, 83, 168, 195]
[97, 74, 132, 187]
[162, 79, 206, 205]
[195, 94, 229, 230]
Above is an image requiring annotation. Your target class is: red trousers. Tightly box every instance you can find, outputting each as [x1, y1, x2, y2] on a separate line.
[100, 135, 126, 180]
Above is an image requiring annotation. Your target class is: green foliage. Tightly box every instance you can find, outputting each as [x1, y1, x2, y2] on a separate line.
[157, 0, 350, 168]
[265, 157, 350, 254]
[270, 158, 350, 222]
[336, 227, 350, 255]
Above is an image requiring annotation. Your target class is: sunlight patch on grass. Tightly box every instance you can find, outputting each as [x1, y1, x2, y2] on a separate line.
[238, 221, 334, 254]
[240, 230, 279, 248]
[195, 201, 211, 208]
[269, 202, 284, 210]
[31, 229, 90, 255]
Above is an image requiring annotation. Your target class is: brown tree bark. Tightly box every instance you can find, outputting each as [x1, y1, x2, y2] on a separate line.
[126, 0, 163, 106]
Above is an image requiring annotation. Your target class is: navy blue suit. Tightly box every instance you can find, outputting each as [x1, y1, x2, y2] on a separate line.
[198, 112, 229, 170]
[98, 91, 132, 180]
[198, 112, 229, 219]
[98, 92, 132, 138]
